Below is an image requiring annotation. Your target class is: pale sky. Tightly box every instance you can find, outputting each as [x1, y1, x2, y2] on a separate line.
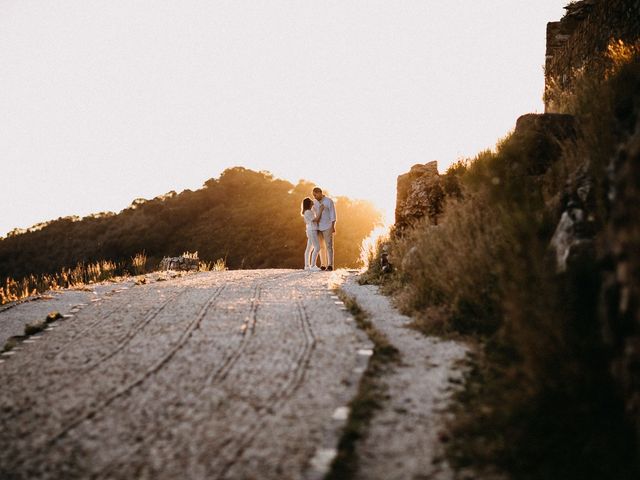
[0, 0, 568, 236]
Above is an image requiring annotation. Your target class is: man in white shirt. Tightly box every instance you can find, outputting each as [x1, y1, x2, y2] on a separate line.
[312, 187, 337, 271]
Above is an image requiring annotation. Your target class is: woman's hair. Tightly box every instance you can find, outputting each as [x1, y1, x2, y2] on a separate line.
[301, 197, 313, 215]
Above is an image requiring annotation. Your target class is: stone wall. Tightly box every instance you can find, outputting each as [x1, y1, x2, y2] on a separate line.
[545, 0, 640, 112]
[602, 125, 640, 442]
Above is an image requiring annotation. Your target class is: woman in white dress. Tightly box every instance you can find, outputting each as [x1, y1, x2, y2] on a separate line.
[301, 197, 324, 271]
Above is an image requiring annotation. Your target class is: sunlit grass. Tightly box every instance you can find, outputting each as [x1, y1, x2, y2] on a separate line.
[358, 226, 389, 271]
[0, 250, 228, 305]
[0, 254, 147, 306]
[131, 251, 147, 276]
[199, 257, 227, 272]
[607, 39, 640, 77]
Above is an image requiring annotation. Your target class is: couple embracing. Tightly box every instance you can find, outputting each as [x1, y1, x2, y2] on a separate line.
[301, 187, 336, 271]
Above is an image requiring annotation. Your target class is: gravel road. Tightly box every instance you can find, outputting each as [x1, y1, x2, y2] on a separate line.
[0, 270, 371, 480]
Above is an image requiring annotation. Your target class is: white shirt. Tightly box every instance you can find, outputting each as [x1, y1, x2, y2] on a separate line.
[303, 209, 317, 233]
[313, 196, 337, 231]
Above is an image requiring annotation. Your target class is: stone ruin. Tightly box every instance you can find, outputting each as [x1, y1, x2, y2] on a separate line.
[394, 161, 445, 232]
[545, 0, 640, 112]
[159, 255, 200, 271]
[394, 115, 577, 235]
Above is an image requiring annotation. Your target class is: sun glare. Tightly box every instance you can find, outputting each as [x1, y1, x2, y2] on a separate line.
[0, 1, 569, 237]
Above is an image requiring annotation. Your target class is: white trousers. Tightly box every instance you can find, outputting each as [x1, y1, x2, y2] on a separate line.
[318, 228, 334, 267]
[305, 229, 321, 268]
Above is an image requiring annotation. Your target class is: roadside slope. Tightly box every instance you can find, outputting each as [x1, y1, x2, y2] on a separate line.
[341, 274, 468, 480]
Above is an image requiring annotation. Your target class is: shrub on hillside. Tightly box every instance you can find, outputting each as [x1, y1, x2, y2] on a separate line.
[365, 49, 640, 479]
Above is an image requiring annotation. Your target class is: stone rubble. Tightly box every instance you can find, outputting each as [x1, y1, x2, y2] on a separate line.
[158, 255, 200, 271]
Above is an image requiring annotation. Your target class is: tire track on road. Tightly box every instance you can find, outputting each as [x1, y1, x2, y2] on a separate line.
[1, 288, 189, 425]
[79, 288, 189, 371]
[5, 284, 227, 474]
[91, 271, 304, 480]
[206, 282, 261, 385]
[90, 280, 262, 480]
[212, 298, 316, 479]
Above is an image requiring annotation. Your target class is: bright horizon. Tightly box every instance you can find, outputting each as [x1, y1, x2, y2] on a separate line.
[1, 1, 569, 237]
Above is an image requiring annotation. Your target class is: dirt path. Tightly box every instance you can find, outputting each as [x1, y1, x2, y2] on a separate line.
[0, 270, 371, 480]
[341, 275, 468, 480]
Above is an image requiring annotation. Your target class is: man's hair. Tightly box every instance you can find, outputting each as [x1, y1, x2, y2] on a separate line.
[312, 187, 322, 194]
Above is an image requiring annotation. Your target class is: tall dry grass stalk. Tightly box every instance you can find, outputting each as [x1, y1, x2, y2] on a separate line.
[212, 258, 227, 271]
[131, 251, 147, 275]
[199, 257, 227, 272]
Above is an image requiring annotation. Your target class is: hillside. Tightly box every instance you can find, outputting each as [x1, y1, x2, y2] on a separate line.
[0, 167, 382, 280]
[363, 1, 640, 478]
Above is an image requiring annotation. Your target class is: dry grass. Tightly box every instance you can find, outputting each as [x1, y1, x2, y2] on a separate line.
[199, 257, 227, 272]
[361, 48, 640, 480]
[211, 258, 227, 271]
[1, 260, 118, 305]
[1, 311, 65, 353]
[357, 229, 390, 285]
[131, 251, 147, 276]
[2, 336, 22, 352]
[0, 252, 149, 306]
[24, 320, 47, 336]
[607, 39, 640, 78]
[389, 191, 511, 335]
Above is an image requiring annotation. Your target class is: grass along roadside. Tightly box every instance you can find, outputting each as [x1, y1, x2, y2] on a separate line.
[324, 289, 400, 480]
[1, 259, 129, 306]
[0, 251, 226, 306]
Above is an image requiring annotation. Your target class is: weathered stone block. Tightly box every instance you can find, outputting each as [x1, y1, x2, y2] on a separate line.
[395, 161, 444, 231]
[159, 256, 200, 271]
[513, 113, 577, 174]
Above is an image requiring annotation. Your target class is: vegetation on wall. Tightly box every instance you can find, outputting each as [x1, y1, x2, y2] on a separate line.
[363, 43, 640, 479]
